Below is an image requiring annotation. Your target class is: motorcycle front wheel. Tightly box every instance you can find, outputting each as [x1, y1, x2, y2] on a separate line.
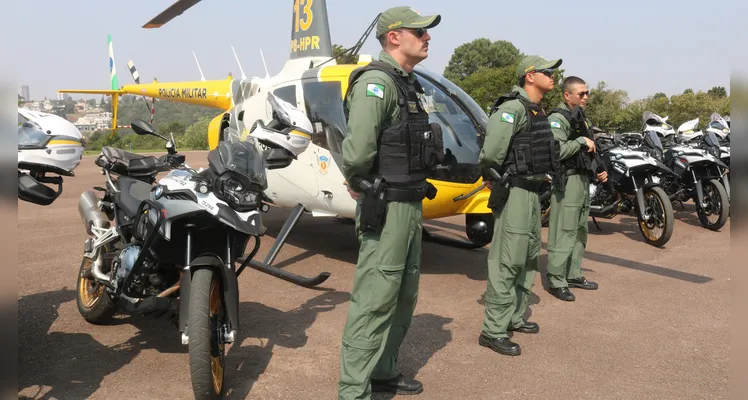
[697, 179, 729, 231]
[188, 268, 227, 400]
[636, 186, 674, 248]
[76, 256, 117, 324]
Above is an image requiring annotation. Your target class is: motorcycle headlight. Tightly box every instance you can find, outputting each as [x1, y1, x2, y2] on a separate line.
[215, 174, 263, 211]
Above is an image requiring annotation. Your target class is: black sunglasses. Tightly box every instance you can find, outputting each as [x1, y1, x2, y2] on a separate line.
[577, 91, 590, 97]
[533, 69, 554, 77]
[399, 27, 428, 38]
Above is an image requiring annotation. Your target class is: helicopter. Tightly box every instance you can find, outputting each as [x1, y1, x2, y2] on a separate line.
[59, 0, 497, 272]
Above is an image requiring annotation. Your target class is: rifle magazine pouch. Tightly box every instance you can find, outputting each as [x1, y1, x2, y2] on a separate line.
[360, 191, 388, 234]
[487, 184, 511, 213]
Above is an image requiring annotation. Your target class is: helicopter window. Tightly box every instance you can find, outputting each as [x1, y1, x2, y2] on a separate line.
[302, 80, 348, 155]
[415, 75, 482, 183]
[273, 85, 297, 106]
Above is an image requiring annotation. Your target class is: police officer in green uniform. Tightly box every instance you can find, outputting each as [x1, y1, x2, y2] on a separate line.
[337, 6, 443, 399]
[478, 55, 563, 357]
[546, 76, 607, 302]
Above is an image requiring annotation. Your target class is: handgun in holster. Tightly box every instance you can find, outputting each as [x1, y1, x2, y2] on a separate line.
[485, 167, 512, 214]
[353, 176, 388, 234]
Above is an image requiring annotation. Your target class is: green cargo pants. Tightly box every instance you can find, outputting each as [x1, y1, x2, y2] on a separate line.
[481, 186, 541, 338]
[338, 193, 423, 400]
[546, 173, 590, 289]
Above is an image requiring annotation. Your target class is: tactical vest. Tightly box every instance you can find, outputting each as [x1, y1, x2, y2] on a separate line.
[346, 61, 432, 185]
[550, 107, 591, 172]
[490, 91, 560, 176]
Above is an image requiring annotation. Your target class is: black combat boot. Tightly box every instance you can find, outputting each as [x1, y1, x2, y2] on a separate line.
[371, 373, 423, 395]
[478, 333, 521, 356]
[549, 287, 576, 301]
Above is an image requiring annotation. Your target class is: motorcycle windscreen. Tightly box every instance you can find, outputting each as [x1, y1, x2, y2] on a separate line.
[644, 131, 664, 151]
[704, 130, 721, 148]
[214, 131, 269, 190]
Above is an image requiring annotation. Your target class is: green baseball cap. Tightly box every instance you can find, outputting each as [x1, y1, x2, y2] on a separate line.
[516, 55, 562, 78]
[376, 6, 441, 37]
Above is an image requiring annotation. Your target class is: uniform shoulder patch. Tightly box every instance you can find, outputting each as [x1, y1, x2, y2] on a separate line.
[366, 83, 385, 99]
[500, 112, 515, 124]
[551, 121, 562, 128]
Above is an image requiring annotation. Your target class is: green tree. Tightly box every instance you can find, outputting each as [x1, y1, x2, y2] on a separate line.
[653, 92, 667, 100]
[180, 117, 211, 150]
[333, 44, 358, 65]
[585, 81, 630, 131]
[708, 86, 727, 98]
[457, 66, 517, 112]
[443, 38, 522, 82]
[683, 88, 694, 95]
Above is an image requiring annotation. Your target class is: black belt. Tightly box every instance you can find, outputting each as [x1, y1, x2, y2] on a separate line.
[384, 186, 428, 202]
[565, 168, 580, 176]
[509, 177, 544, 193]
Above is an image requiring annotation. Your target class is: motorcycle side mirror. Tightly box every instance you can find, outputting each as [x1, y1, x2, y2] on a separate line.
[131, 119, 169, 142]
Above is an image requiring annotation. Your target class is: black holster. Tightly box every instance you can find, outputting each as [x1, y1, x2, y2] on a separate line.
[359, 177, 388, 234]
[487, 181, 511, 214]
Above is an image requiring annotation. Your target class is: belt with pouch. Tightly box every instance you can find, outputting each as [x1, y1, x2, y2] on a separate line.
[384, 185, 429, 202]
[509, 176, 544, 193]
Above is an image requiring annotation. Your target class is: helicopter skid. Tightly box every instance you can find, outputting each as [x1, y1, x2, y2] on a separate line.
[235, 203, 330, 288]
[422, 229, 487, 250]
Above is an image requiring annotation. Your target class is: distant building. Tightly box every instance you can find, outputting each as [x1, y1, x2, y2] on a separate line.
[20, 85, 30, 101]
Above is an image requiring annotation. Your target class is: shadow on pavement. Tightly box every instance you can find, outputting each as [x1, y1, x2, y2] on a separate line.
[18, 289, 349, 400]
[373, 313, 454, 400]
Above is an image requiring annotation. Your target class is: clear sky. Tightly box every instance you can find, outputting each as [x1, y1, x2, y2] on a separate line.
[8, 0, 740, 102]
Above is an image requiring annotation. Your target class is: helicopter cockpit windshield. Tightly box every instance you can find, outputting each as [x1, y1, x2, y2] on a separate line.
[298, 67, 488, 185]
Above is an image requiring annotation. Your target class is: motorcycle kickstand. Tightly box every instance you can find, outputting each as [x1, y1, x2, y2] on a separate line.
[592, 216, 602, 231]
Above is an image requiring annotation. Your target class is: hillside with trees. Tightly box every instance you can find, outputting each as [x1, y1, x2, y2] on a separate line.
[83, 95, 220, 151]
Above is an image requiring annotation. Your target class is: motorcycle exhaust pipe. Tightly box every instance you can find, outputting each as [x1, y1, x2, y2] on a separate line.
[589, 200, 620, 217]
[91, 255, 112, 284]
[79, 191, 111, 235]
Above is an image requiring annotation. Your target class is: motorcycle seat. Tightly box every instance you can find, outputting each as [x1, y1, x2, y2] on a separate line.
[117, 176, 154, 219]
[96, 146, 161, 180]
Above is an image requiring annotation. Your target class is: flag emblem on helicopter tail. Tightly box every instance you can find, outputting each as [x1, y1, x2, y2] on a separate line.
[318, 155, 329, 174]
[366, 84, 384, 99]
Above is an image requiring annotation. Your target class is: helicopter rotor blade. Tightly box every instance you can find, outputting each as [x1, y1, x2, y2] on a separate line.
[143, 0, 202, 28]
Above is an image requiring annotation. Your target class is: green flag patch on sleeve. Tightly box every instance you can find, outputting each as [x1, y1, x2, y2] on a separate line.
[366, 83, 385, 99]
[551, 121, 561, 128]
[500, 112, 515, 124]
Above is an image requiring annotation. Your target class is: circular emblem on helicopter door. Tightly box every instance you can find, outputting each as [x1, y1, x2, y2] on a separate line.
[318, 155, 329, 174]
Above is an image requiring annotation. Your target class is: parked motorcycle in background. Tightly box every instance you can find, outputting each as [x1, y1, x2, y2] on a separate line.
[640, 112, 729, 231]
[74, 92, 330, 399]
[585, 131, 675, 247]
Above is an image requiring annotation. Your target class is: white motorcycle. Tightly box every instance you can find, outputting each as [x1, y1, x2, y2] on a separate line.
[641, 112, 729, 230]
[74, 93, 330, 399]
[586, 131, 676, 247]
